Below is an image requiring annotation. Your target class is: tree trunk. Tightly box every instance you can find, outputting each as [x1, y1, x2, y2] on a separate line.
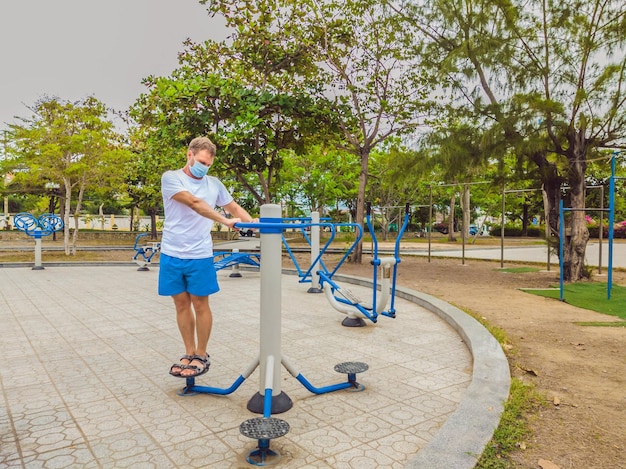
[562, 135, 589, 281]
[350, 149, 369, 264]
[129, 206, 135, 233]
[542, 177, 561, 239]
[98, 203, 105, 230]
[71, 180, 86, 256]
[149, 208, 158, 239]
[381, 207, 389, 241]
[521, 203, 529, 236]
[62, 178, 72, 255]
[533, 151, 563, 266]
[461, 184, 470, 239]
[447, 193, 456, 242]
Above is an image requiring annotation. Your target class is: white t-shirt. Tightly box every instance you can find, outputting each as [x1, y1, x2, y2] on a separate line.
[160, 169, 234, 259]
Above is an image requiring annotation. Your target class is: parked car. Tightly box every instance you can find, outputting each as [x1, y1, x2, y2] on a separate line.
[432, 222, 449, 234]
[469, 224, 478, 236]
[238, 228, 255, 237]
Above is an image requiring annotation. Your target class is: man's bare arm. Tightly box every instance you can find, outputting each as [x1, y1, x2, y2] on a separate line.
[172, 191, 240, 228]
[223, 200, 255, 223]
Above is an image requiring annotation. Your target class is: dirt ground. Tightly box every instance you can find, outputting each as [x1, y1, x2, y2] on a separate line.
[336, 255, 626, 469]
[1, 244, 624, 468]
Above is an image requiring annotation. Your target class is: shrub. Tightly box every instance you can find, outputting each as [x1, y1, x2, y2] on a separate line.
[489, 224, 543, 237]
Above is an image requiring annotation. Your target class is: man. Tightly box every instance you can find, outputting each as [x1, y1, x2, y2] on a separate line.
[159, 137, 255, 378]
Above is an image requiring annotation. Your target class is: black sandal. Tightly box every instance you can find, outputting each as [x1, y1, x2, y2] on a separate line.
[169, 354, 193, 377]
[178, 354, 210, 378]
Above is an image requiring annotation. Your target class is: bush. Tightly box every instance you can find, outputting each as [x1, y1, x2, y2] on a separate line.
[489, 224, 543, 237]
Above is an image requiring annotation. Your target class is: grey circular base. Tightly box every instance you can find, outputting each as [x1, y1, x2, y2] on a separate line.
[341, 316, 366, 327]
[247, 391, 293, 414]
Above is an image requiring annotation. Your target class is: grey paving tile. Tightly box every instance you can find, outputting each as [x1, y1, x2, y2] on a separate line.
[20, 445, 99, 469]
[10, 407, 85, 460]
[0, 265, 508, 468]
[89, 430, 173, 464]
[161, 433, 231, 467]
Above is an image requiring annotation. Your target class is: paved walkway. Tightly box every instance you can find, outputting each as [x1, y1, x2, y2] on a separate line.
[399, 239, 626, 269]
[212, 237, 626, 270]
[0, 264, 508, 468]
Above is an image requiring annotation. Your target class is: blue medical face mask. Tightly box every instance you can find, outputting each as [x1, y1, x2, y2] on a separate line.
[189, 158, 211, 178]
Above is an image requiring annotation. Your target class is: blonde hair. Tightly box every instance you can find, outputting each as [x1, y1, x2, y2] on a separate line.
[188, 137, 216, 157]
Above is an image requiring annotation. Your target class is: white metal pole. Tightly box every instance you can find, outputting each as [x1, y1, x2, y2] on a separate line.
[259, 204, 282, 396]
[229, 248, 242, 278]
[33, 231, 44, 270]
[308, 211, 322, 292]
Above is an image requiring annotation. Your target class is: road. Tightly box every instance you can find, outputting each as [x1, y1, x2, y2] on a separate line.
[215, 238, 626, 270]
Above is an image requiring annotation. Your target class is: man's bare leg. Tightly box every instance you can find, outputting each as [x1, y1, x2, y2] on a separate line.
[190, 295, 212, 356]
[171, 292, 195, 374]
[179, 294, 212, 377]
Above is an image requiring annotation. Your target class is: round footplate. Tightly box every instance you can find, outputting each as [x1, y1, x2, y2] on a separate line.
[240, 417, 290, 440]
[334, 361, 369, 374]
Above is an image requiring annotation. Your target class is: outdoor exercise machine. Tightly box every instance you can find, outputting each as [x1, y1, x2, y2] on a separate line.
[13, 212, 64, 270]
[132, 233, 161, 271]
[315, 203, 410, 327]
[213, 249, 260, 277]
[281, 212, 356, 293]
[176, 205, 368, 466]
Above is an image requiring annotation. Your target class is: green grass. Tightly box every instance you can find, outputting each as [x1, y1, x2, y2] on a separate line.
[457, 305, 545, 467]
[521, 282, 626, 321]
[475, 378, 545, 468]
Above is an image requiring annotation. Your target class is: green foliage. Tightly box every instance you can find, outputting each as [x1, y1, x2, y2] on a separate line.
[131, 1, 339, 205]
[187, 0, 436, 264]
[3, 96, 130, 252]
[490, 224, 544, 237]
[402, 0, 626, 280]
[278, 145, 359, 214]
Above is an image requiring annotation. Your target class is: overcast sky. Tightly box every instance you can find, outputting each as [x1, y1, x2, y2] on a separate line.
[0, 0, 229, 130]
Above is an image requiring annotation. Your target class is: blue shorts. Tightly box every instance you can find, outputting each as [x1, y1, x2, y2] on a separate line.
[158, 253, 220, 297]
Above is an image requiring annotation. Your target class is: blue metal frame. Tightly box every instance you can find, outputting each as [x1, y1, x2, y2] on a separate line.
[181, 375, 246, 396]
[316, 203, 410, 322]
[281, 218, 355, 283]
[607, 154, 616, 299]
[213, 251, 261, 271]
[14, 212, 64, 237]
[132, 233, 161, 264]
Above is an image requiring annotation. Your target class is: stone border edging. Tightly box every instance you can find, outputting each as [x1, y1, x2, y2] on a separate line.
[307, 271, 511, 469]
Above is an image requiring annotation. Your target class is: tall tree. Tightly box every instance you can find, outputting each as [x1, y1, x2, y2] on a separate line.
[204, 0, 433, 262]
[5, 97, 129, 254]
[132, 0, 335, 205]
[402, 0, 626, 280]
[306, 0, 433, 262]
[366, 146, 421, 240]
